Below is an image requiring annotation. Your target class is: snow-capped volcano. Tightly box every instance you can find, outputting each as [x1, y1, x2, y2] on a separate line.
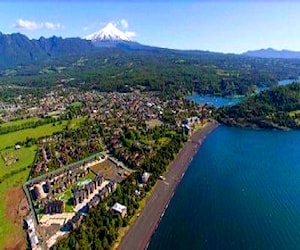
[85, 23, 130, 41]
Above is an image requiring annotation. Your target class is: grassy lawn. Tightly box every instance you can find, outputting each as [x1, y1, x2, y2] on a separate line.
[57, 189, 74, 213]
[0, 117, 41, 129]
[158, 137, 171, 146]
[0, 146, 36, 177]
[68, 116, 86, 129]
[0, 121, 69, 150]
[70, 101, 82, 108]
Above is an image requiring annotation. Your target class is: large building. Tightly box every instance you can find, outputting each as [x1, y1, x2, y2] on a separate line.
[111, 202, 127, 218]
[45, 200, 65, 214]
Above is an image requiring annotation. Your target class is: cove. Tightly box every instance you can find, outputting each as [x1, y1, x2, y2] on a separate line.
[187, 78, 300, 108]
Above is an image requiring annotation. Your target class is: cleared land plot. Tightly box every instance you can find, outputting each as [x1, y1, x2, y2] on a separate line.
[91, 159, 124, 183]
[146, 119, 163, 129]
[0, 168, 31, 248]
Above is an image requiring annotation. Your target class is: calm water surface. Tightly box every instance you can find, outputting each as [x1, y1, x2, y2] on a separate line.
[187, 78, 300, 108]
[149, 126, 300, 250]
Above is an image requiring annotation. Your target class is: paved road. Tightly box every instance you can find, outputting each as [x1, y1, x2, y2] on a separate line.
[118, 122, 219, 250]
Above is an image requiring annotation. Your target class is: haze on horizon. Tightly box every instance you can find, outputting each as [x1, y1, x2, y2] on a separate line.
[0, 1, 300, 53]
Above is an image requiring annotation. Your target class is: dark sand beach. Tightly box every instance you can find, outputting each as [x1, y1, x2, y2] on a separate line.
[118, 121, 219, 250]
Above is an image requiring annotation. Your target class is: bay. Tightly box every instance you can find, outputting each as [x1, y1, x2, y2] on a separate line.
[148, 126, 300, 250]
[187, 78, 300, 108]
[186, 95, 244, 108]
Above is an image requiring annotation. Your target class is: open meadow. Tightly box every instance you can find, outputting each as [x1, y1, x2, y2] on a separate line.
[0, 117, 85, 249]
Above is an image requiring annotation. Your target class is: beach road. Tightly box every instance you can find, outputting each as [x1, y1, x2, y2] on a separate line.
[117, 121, 219, 250]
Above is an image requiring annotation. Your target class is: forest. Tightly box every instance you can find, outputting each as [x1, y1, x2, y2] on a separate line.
[2, 47, 300, 101]
[216, 83, 300, 129]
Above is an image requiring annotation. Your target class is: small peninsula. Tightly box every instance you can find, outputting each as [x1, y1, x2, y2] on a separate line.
[216, 83, 300, 130]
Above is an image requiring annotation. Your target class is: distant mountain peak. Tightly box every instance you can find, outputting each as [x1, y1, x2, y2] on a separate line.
[243, 48, 300, 59]
[85, 23, 130, 42]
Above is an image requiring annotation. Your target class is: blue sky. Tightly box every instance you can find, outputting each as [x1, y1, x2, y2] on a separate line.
[0, 1, 300, 53]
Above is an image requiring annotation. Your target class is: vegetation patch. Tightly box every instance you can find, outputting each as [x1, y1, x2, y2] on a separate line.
[217, 83, 300, 129]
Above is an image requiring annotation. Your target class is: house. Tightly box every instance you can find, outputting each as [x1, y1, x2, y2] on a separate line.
[142, 172, 150, 183]
[69, 213, 84, 230]
[45, 200, 65, 214]
[87, 196, 100, 211]
[24, 216, 40, 250]
[94, 174, 103, 187]
[15, 144, 21, 150]
[111, 202, 127, 218]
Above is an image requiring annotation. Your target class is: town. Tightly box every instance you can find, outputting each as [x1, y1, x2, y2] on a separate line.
[0, 85, 213, 249]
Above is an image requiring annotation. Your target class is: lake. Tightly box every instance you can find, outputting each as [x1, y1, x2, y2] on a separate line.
[187, 78, 300, 108]
[149, 87, 300, 250]
[148, 126, 300, 250]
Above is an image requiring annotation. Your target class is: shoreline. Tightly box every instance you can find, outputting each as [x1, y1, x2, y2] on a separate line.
[117, 121, 219, 250]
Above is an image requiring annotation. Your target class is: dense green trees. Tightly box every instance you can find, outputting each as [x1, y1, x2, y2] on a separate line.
[53, 127, 186, 249]
[2, 47, 300, 101]
[217, 83, 300, 129]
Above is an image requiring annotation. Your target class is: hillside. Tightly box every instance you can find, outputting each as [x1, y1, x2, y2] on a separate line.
[217, 83, 300, 129]
[243, 48, 300, 59]
[1, 32, 300, 99]
[0, 32, 95, 68]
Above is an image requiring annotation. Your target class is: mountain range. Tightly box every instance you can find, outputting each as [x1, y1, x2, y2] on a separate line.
[243, 48, 300, 59]
[0, 32, 95, 68]
[1, 23, 300, 70]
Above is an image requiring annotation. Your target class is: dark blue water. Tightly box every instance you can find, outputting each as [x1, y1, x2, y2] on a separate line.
[149, 126, 300, 250]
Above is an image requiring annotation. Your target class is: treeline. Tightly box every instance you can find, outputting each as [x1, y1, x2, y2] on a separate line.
[53, 129, 186, 249]
[0, 166, 28, 184]
[0, 117, 59, 135]
[216, 83, 300, 129]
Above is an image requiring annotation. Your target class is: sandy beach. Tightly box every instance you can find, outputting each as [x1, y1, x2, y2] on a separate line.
[117, 121, 219, 250]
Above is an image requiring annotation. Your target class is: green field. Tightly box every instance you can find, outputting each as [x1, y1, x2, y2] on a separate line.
[70, 101, 83, 108]
[0, 121, 69, 150]
[0, 117, 41, 129]
[0, 117, 85, 248]
[68, 116, 86, 129]
[0, 146, 36, 177]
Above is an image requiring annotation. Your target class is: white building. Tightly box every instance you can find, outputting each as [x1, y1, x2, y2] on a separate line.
[111, 202, 127, 218]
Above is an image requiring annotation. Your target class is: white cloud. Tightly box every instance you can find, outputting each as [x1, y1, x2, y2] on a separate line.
[125, 31, 136, 39]
[44, 22, 63, 30]
[14, 19, 63, 31]
[14, 19, 41, 30]
[121, 19, 129, 29]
